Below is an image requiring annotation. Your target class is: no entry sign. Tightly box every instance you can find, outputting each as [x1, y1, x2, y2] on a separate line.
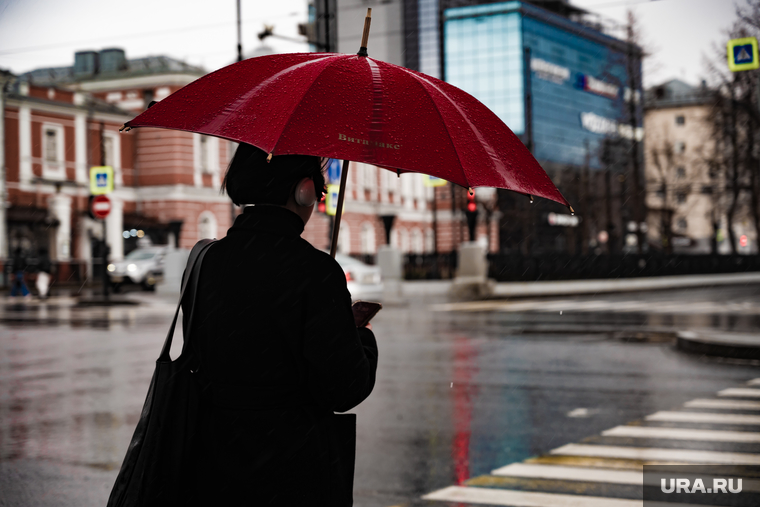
[91, 195, 112, 219]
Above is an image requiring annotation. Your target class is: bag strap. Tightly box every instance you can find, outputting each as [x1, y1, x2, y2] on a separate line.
[158, 239, 216, 362]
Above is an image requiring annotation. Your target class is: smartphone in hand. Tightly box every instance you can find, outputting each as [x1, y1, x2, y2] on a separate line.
[352, 300, 382, 328]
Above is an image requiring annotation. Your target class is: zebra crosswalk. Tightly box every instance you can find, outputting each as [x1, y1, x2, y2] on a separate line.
[421, 377, 760, 506]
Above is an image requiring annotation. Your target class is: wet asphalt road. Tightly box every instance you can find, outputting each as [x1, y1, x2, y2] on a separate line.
[0, 285, 758, 507]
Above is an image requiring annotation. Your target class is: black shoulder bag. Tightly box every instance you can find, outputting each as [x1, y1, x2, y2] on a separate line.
[106, 239, 216, 507]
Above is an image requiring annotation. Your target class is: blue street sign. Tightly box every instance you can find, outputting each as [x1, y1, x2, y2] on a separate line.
[735, 44, 753, 63]
[328, 159, 342, 183]
[727, 37, 759, 72]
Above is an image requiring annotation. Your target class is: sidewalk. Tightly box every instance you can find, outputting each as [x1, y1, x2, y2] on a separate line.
[677, 330, 760, 361]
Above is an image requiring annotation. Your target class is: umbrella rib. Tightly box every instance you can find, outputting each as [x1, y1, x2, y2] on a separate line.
[398, 67, 507, 188]
[270, 55, 352, 156]
[200, 54, 337, 144]
[399, 69, 470, 187]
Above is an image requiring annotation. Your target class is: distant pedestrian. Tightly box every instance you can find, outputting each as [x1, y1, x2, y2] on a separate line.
[35, 248, 52, 299]
[10, 247, 30, 298]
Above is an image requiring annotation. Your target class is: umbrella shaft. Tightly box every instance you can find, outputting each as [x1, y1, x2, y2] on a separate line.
[330, 159, 351, 258]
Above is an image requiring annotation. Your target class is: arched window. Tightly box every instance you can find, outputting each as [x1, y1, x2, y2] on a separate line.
[399, 228, 410, 253]
[425, 228, 435, 253]
[198, 211, 218, 240]
[360, 222, 376, 254]
[411, 228, 424, 254]
[338, 222, 351, 254]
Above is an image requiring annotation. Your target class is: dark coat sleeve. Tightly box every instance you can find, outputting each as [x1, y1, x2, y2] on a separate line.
[302, 255, 379, 413]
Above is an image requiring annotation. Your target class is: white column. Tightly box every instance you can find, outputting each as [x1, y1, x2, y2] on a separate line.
[19, 104, 32, 185]
[74, 112, 87, 184]
[192, 134, 202, 187]
[106, 196, 124, 261]
[48, 194, 72, 261]
[77, 217, 93, 280]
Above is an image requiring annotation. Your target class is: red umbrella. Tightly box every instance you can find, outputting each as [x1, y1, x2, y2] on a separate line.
[122, 9, 571, 256]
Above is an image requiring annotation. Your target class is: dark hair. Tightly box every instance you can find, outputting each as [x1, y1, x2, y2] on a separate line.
[222, 143, 326, 206]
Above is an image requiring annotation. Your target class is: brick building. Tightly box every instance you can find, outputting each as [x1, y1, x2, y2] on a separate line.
[1, 47, 498, 286]
[1, 49, 233, 283]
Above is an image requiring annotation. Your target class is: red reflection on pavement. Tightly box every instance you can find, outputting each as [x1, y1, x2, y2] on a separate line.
[452, 335, 473, 485]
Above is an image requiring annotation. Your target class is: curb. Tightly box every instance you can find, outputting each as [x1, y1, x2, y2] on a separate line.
[677, 330, 760, 360]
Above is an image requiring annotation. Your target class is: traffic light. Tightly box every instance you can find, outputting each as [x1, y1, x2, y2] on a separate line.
[317, 193, 326, 214]
[465, 188, 477, 241]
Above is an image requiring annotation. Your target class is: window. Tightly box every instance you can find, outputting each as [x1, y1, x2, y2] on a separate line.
[701, 185, 713, 195]
[677, 218, 688, 230]
[199, 137, 209, 173]
[676, 166, 686, 178]
[45, 129, 58, 162]
[198, 211, 218, 240]
[675, 115, 685, 125]
[411, 228, 424, 254]
[360, 223, 376, 254]
[103, 136, 115, 166]
[42, 123, 65, 180]
[676, 192, 687, 204]
[103, 131, 122, 186]
[675, 142, 686, 154]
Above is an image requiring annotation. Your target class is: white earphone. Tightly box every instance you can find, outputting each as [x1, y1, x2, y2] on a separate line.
[294, 178, 316, 207]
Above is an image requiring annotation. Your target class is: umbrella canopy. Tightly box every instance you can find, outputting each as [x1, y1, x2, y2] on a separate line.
[124, 54, 568, 207]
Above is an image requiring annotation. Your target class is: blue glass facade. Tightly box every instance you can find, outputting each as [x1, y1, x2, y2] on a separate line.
[444, 1, 641, 169]
[445, 4, 524, 134]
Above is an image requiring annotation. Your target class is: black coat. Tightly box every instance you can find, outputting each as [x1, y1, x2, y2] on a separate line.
[183, 205, 378, 506]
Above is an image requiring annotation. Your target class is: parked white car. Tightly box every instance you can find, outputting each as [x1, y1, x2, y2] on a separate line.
[333, 253, 384, 302]
[107, 246, 167, 291]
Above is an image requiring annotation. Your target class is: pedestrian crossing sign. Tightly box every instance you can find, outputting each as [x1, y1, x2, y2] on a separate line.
[89, 166, 114, 195]
[423, 175, 448, 187]
[325, 184, 339, 216]
[727, 37, 759, 72]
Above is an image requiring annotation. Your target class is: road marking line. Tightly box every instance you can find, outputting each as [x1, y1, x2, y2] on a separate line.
[646, 411, 760, 425]
[491, 462, 760, 491]
[421, 485, 641, 507]
[550, 444, 760, 465]
[491, 463, 641, 485]
[603, 425, 760, 442]
[685, 398, 760, 410]
[719, 388, 760, 398]
[748, 378, 760, 386]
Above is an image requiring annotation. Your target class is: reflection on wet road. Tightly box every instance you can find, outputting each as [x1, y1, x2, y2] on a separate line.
[0, 286, 758, 506]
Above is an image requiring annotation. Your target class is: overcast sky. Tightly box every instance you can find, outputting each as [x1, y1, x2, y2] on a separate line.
[0, 0, 747, 88]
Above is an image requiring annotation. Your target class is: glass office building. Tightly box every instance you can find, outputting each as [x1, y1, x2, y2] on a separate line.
[444, 1, 642, 170]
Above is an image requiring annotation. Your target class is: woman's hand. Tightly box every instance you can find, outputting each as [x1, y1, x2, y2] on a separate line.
[363, 322, 373, 331]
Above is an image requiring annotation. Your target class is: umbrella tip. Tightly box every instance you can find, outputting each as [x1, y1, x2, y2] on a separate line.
[357, 8, 372, 57]
[529, 194, 534, 204]
[568, 205, 575, 215]
[119, 123, 131, 132]
[267, 153, 273, 163]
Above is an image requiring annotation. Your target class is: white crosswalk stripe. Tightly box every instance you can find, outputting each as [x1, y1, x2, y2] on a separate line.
[602, 424, 760, 442]
[422, 384, 760, 506]
[646, 410, 760, 425]
[684, 398, 760, 410]
[550, 443, 760, 465]
[422, 486, 642, 507]
[491, 463, 642, 484]
[719, 388, 760, 398]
